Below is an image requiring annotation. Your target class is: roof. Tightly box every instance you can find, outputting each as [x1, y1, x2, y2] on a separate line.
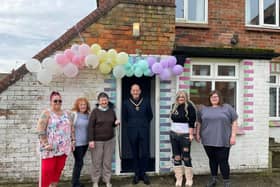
[0, 0, 175, 94]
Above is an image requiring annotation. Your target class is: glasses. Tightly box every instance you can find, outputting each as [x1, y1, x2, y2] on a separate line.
[210, 95, 219, 98]
[53, 99, 62, 104]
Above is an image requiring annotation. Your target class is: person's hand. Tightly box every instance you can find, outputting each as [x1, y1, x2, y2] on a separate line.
[195, 134, 201, 143]
[230, 136, 236, 145]
[115, 120, 120, 126]
[189, 134, 194, 142]
[44, 144, 53, 151]
[89, 141, 95, 149]
[71, 141, 76, 152]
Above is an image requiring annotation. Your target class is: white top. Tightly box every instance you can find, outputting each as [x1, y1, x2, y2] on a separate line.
[170, 122, 189, 133]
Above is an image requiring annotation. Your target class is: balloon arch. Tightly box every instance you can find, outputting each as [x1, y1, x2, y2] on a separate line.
[25, 43, 184, 85]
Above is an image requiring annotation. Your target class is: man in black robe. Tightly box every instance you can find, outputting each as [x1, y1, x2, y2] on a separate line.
[122, 84, 153, 185]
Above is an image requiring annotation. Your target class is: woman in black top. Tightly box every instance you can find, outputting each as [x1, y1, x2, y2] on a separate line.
[170, 91, 196, 187]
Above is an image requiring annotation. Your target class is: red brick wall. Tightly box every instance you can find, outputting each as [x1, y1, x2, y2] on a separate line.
[175, 0, 280, 53]
[70, 2, 175, 55]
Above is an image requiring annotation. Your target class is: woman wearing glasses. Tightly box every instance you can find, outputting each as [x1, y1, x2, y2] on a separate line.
[169, 91, 196, 187]
[71, 97, 91, 187]
[37, 91, 75, 187]
[196, 90, 238, 187]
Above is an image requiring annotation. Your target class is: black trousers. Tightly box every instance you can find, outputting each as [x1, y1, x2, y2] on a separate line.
[127, 127, 149, 178]
[169, 131, 192, 167]
[204, 146, 230, 179]
[72, 145, 88, 187]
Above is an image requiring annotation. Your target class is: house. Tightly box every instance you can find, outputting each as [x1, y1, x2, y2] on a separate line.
[1, 0, 280, 182]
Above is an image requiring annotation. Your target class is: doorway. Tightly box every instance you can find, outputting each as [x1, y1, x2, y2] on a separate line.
[120, 76, 156, 173]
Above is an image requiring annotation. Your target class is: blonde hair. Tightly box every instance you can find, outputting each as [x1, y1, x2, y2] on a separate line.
[170, 91, 189, 117]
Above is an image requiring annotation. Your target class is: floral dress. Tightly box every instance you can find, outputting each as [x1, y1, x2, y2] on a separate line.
[40, 110, 72, 159]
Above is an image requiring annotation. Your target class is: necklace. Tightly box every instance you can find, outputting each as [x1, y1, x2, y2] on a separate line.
[129, 98, 143, 111]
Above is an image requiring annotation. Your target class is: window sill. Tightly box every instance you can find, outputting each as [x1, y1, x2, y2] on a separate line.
[269, 120, 280, 127]
[245, 26, 280, 33]
[176, 22, 210, 29]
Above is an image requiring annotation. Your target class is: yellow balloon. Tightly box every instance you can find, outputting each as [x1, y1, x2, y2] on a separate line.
[97, 50, 108, 63]
[107, 49, 117, 60]
[90, 43, 101, 55]
[116, 52, 129, 65]
[99, 62, 112, 74]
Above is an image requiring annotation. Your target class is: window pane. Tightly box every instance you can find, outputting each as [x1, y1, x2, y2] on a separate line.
[188, 0, 205, 21]
[270, 87, 277, 116]
[192, 65, 211, 76]
[270, 75, 277, 83]
[246, 0, 259, 25]
[176, 0, 184, 18]
[264, 0, 276, 24]
[218, 66, 236, 76]
[190, 81, 211, 105]
[215, 82, 237, 108]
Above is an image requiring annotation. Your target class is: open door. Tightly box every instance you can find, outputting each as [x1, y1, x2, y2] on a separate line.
[121, 76, 156, 173]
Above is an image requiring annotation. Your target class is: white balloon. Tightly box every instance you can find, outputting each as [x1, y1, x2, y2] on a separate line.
[85, 54, 99, 69]
[42, 57, 62, 75]
[113, 65, 125, 79]
[25, 58, 41, 73]
[63, 63, 79, 78]
[37, 69, 52, 85]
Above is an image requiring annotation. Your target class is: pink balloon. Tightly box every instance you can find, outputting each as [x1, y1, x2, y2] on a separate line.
[64, 49, 74, 61]
[151, 63, 163, 74]
[172, 65, 184, 75]
[160, 59, 169, 68]
[55, 54, 68, 67]
[72, 55, 85, 69]
[79, 44, 90, 56]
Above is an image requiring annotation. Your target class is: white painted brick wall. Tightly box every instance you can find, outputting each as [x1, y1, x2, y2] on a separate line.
[0, 60, 271, 182]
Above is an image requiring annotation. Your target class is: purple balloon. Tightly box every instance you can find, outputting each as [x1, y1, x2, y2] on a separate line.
[160, 59, 169, 68]
[151, 63, 163, 74]
[147, 56, 157, 67]
[172, 65, 184, 75]
[167, 56, 177, 67]
[159, 68, 171, 80]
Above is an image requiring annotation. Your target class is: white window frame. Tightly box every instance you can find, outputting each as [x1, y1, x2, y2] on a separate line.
[269, 74, 280, 119]
[176, 0, 208, 24]
[190, 61, 239, 110]
[246, 0, 280, 28]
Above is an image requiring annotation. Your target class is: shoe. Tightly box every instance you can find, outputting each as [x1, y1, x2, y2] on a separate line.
[206, 176, 217, 187]
[223, 179, 230, 187]
[132, 175, 139, 184]
[143, 174, 151, 185]
[106, 182, 112, 187]
[92, 182, 99, 187]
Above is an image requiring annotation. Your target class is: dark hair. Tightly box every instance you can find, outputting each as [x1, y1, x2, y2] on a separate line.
[208, 90, 224, 106]
[50, 91, 61, 101]
[96, 92, 114, 108]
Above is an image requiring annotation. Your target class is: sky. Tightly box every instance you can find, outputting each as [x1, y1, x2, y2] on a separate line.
[0, 0, 97, 73]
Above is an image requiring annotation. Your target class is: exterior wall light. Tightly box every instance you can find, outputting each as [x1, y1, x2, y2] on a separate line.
[133, 23, 140, 37]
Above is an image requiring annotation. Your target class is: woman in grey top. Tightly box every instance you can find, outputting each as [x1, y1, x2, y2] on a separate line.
[71, 97, 91, 187]
[196, 90, 238, 187]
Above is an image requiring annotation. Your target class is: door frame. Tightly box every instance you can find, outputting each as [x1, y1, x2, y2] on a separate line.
[115, 76, 160, 175]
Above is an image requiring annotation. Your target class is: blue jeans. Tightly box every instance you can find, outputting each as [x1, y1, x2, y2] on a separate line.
[72, 145, 88, 187]
[169, 131, 192, 167]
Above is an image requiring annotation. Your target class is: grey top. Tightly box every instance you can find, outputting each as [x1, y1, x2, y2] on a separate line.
[74, 112, 89, 146]
[197, 104, 238, 147]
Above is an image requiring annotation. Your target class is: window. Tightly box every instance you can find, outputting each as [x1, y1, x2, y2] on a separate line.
[246, 0, 280, 27]
[269, 74, 280, 117]
[190, 63, 238, 109]
[176, 0, 208, 23]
